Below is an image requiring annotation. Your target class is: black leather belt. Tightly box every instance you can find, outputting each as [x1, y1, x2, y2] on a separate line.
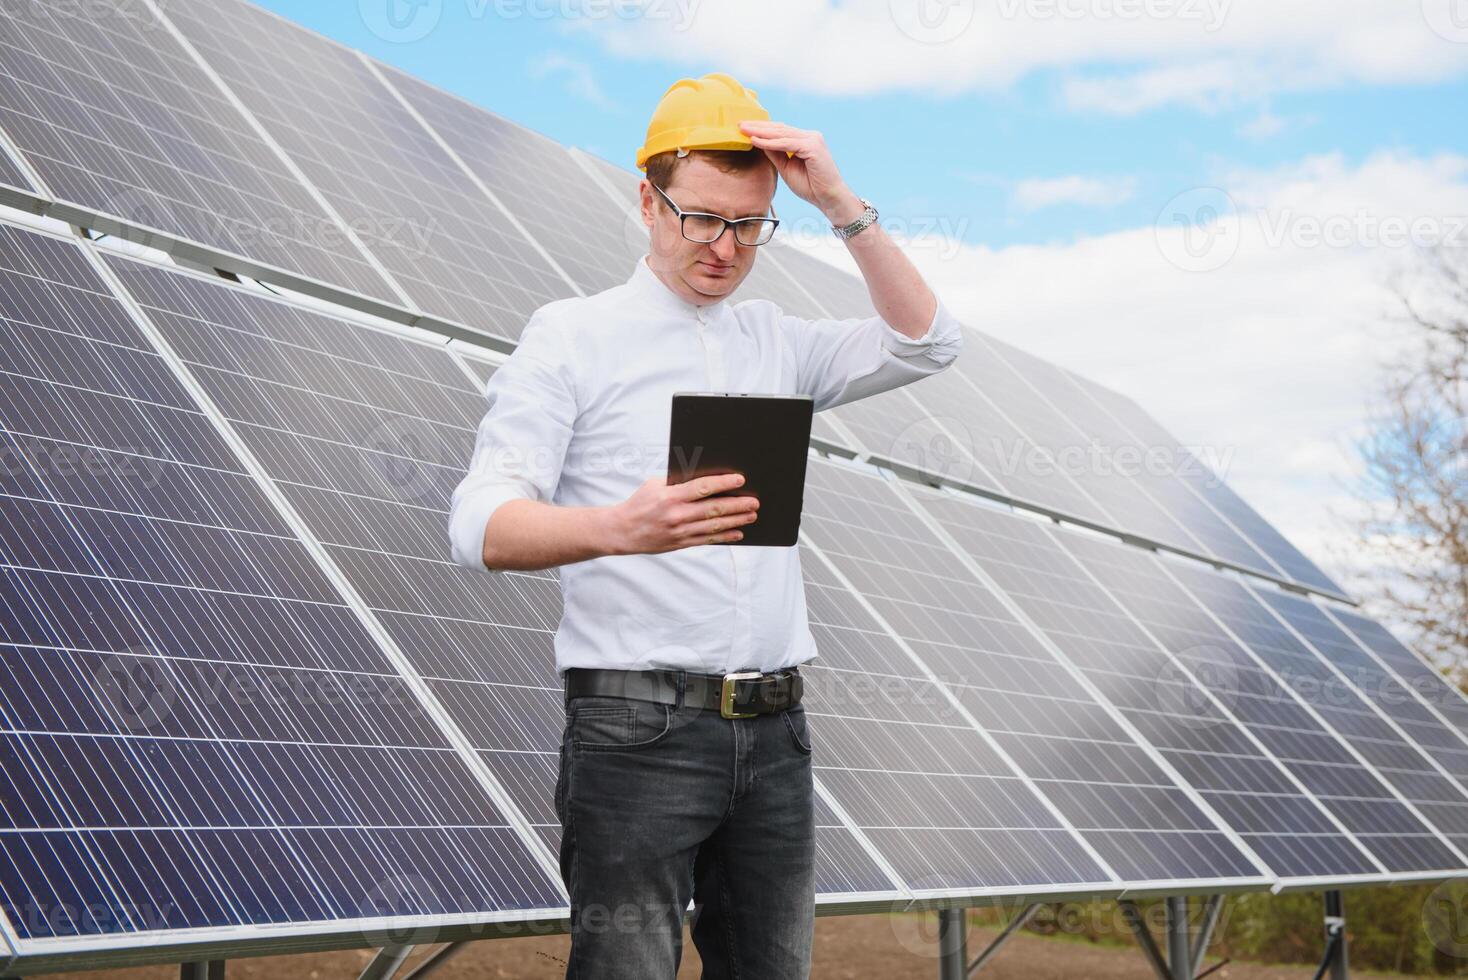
[563, 666, 803, 719]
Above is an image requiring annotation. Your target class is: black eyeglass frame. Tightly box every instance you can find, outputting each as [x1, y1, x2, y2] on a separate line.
[648, 180, 780, 246]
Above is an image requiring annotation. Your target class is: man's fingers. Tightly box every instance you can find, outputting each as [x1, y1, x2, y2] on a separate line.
[683, 473, 747, 500]
[670, 495, 759, 527]
[698, 529, 744, 546]
[682, 510, 759, 540]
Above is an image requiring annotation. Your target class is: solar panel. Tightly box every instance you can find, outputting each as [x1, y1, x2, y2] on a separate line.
[911, 490, 1390, 882]
[1250, 589, 1468, 854]
[1328, 609, 1468, 739]
[951, 333, 1217, 558]
[797, 500, 1114, 895]
[799, 459, 1264, 887]
[810, 794, 902, 898]
[0, 219, 563, 956]
[1066, 371, 1347, 598]
[161, 0, 573, 342]
[454, 349, 497, 387]
[824, 337, 1118, 524]
[380, 68, 633, 296]
[99, 248, 573, 863]
[768, 243, 876, 319]
[0, 1, 397, 306]
[989, 339, 1283, 581]
[0, 142, 30, 193]
[1031, 524, 1439, 880]
[1159, 560, 1466, 874]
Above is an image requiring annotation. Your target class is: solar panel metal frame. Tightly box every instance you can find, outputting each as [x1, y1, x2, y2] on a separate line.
[0, 219, 570, 975]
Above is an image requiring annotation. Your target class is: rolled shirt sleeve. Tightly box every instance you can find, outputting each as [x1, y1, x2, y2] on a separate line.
[447, 309, 578, 572]
[781, 291, 964, 413]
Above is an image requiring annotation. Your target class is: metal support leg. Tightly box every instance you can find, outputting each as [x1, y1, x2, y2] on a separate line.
[938, 908, 968, 980]
[1321, 890, 1348, 980]
[966, 903, 1041, 976]
[180, 962, 224, 980]
[358, 944, 413, 980]
[402, 942, 469, 980]
[1120, 900, 1174, 980]
[1190, 894, 1225, 978]
[1166, 896, 1191, 980]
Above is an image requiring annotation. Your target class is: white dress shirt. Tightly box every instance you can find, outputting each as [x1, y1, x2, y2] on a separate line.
[448, 253, 963, 678]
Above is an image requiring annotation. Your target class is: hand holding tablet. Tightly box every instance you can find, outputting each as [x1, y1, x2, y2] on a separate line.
[666, 392, 815, 547]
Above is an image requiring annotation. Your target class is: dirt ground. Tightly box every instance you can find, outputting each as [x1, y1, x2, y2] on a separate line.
[46, 912, 1408, 980]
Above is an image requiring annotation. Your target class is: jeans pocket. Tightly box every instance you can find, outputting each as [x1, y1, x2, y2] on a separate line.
[570, 697, 673, 752]
[554, 727, 569, 824]
[782, 705, 813, 754]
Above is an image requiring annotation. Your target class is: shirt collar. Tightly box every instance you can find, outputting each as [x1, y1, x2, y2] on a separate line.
[628, 254, 731, 319]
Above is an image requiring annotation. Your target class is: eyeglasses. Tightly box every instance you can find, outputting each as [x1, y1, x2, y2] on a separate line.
[649, 181, 779, 246]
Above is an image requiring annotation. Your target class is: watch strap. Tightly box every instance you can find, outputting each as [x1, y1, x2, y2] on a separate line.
[834, 198, 877, 240]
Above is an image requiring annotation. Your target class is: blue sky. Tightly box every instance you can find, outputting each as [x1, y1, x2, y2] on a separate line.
[258, 0, 1467, 607]
[261, 1, 1468, 249]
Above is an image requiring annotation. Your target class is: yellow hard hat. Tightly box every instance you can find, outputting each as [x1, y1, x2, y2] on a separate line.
[636, 72, 770, 171]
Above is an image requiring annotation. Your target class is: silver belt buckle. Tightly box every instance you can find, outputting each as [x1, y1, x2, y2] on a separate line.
[720, 671, 762, 719]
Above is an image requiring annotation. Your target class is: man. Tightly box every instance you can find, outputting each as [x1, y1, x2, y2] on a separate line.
[447, 71, 962, 979]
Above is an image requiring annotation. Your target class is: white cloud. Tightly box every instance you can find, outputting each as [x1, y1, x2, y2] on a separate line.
[783, 149, 1468, 596]
[1013, 174, 1138, 209]
[1237, 109, 1286, 140]
[571, 0, 1468, 110]
[527, 52, 616, 110]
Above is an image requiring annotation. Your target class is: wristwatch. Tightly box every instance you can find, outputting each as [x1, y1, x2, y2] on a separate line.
[832, 197, 878, 240]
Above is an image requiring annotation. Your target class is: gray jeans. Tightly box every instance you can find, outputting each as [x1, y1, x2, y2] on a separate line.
[554, 681, 816, 979]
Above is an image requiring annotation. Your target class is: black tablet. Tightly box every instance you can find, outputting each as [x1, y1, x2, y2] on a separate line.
[666, 392, 814, 547]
